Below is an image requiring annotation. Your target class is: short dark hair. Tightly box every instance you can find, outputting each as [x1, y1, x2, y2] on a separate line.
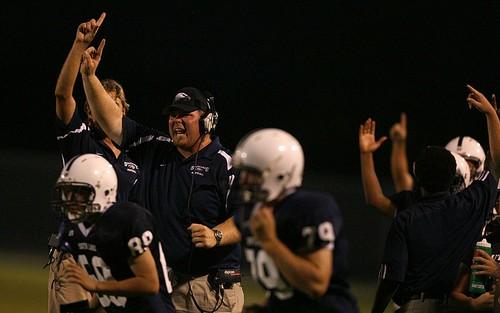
[414, 146, 456, 193]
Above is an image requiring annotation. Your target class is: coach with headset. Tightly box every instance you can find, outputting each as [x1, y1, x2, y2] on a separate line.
[79, 42, 244, 313]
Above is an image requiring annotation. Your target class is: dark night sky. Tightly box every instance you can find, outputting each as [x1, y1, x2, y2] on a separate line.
[2, 1, 500, 176]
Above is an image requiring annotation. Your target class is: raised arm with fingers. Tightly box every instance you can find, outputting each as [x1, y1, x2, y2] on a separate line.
[80, 40, 124, 145]
[359, 118, 395, 217]
[390, 113, 414, 192]
[467, 84, 500, 175]
[55, 12, 106, 125]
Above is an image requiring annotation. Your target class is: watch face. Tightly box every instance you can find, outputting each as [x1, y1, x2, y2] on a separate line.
[214, 230, 222, 242]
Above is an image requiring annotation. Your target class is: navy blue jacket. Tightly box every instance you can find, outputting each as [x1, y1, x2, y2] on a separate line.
[122, 117, 241, 276]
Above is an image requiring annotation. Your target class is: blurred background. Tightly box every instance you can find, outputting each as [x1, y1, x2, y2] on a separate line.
[1, 1, 500, 312]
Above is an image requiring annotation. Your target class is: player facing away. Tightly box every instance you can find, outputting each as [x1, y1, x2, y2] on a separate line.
[51, 153, 174, 313]
[231, 128, 359, 313]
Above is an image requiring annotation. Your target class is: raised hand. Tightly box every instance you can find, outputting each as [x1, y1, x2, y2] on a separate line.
[466, 84, 496, 115]
[359, 118, 387, 153]
[80, 39, 106, 76]
[389, 112, 407, 143]
[75, 12, 106, 46]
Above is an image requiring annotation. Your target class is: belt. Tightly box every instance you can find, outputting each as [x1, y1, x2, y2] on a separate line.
[168, 269, 205, 288]
[406, 292, 448, 302]
[169, 268, 240, 290]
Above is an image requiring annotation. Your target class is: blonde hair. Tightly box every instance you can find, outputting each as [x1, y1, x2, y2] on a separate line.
[84, 78, 130, 119]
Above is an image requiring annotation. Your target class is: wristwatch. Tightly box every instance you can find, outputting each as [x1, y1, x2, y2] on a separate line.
[213, 229, 223, 247]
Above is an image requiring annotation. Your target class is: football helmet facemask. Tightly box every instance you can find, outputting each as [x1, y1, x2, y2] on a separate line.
[445, 136, 485, 176]
[232, 128, 304, 204]
[52, 154, 117, 223]
[449, 151, 471, 193]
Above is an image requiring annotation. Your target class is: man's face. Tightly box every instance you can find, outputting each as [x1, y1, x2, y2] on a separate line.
[168, 109, 203, 150]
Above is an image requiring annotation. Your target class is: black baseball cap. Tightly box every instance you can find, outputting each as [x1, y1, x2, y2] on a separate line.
[162, 87, 209, 115]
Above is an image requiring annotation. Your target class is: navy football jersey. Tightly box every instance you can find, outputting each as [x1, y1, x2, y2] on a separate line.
[235, 188, 358, 313]
[55, 109, 139, 201]
[60, 202, 174, 313]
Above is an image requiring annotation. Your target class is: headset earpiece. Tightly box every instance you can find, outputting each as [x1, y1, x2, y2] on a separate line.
[202, 112, 214, 133]
[199, 93, 218, 134]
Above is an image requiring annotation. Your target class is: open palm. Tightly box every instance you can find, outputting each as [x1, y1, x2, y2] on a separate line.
[359, 118, 387, 153]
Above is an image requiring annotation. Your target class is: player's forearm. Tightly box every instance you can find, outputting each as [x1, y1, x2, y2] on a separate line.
[262, 239, 329, 298]
[55, 42, 88, 98]
[55, 43, 88, 123]
[360, 152, 384, 201]
[214, 216, 241, 245]
[390, 141, 413, 192]
[485, 109, 500, 173]
[450, 292, 477, 311]
[495, 279, 500, 313]
[450, 266, 476, 311]
[94, 276, 159, 296]
[81, 73, 124, 144]
[360, 152, 393, 216]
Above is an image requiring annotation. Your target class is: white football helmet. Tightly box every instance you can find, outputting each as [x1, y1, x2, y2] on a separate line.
[52, 154, 117, 223]
[232, 128, 304, 203]
[445, 136, 485, 175]
[449, 151, 471, 193]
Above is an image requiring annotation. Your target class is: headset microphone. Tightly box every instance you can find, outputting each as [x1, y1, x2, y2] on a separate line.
[185, 89, 224, 313]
